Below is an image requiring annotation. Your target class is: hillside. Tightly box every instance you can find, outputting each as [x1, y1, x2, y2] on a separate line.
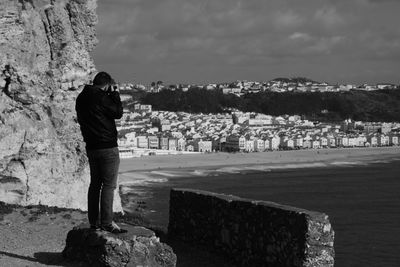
[139, 88, 400, 122]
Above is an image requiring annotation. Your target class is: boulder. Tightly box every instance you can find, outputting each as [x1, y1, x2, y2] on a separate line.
[62, 224, 177, 267]
[0, 0, 122, 211]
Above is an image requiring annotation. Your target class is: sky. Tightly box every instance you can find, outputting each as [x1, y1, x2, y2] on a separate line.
[93, 0, 400, 85]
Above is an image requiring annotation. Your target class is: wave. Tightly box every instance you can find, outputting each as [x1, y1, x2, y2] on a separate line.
[119, 158, 396, 187]
[243, 165, 272, 172]
[215, 167, 242, 173]
[268, 162, 328, 169]
[191, 169, 214, 176]
[330, 161, 367, 166]
[368, 159, 393, 164]
[150, 170, 185, 177]
[120, 187, 153, 196]
[119, 172, 169, 187]
[212, 163, 328, 174]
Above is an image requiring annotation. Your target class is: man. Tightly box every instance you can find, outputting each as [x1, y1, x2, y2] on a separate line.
[76, 71, 126, 233]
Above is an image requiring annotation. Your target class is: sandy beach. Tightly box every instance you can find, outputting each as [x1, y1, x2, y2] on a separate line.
[119, 147, 400, 173]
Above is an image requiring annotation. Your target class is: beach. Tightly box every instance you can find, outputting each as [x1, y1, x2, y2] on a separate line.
[119, 146, 400, 173]
[118, 147, 400, 189]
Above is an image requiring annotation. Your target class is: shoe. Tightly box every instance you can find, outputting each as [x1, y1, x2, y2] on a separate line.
[101, 221, 128, 234]
[90, 224, 100, 231]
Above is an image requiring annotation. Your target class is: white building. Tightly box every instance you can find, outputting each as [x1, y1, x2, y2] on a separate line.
[136, 136, 149, 148]
[245, 140, 255, 152]
[119, 148, 135, 159]
[367, 135, 378, 147]
[177, 138, 186, 151]
[312, 140, 321, 149]
[269, 136, 280, 150]
[348, 137, 357, 147]
[168, 138, 178, 150]
[294, 136, 304, 148]
[194, 140, 212, 152]
[377, 135, 389, 146]
[342, 137, 349, 147]
[284, 139, 295, 149]
[328, 137, 336, 148]
[254, 138, 265, 152]
[389, 135, 399, 146]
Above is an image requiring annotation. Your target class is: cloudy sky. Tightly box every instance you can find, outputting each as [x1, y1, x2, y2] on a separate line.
[93, 0, 400, 85]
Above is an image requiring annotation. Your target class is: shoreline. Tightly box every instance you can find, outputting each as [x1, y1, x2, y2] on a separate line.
[119, 146, 400, 174]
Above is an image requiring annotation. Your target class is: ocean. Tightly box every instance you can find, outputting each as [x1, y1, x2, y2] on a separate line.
[119, 158, 400, 267]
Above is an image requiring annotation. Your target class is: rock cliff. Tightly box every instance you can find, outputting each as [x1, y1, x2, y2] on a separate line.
[0, 0, 122, 211]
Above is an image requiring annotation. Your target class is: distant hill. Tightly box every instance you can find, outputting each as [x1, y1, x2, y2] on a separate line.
[138, 88, 400, 122]
[269, 77, 319, 84]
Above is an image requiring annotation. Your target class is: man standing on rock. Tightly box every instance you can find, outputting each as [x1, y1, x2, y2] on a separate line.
[76, 71, 127, 234]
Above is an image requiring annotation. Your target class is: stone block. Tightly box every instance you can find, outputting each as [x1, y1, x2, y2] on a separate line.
[62, 224, 176, 267]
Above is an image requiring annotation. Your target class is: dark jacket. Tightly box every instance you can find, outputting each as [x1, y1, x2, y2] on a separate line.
[76, 85, 123, 150]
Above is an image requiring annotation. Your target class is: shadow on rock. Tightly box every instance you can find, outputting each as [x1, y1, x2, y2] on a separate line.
[161, 239, 234, 267]
[34, 252, 86, 266]
[0, 251, 39, 263]
[153, 230, 233, 267]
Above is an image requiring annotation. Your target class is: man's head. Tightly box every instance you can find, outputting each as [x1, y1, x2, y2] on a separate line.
[93, 72, 115, 89]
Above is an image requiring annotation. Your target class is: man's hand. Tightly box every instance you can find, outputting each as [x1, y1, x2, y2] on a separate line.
[110, 84, 119, 93]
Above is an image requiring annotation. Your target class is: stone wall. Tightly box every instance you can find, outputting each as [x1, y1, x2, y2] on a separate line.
[0, 0, 122, 211]
[168, 188, 334, 267]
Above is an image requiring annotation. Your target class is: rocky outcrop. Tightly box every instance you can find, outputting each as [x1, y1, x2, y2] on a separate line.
[63, 224, 177, 267]
[169, 188, 335, 267]
[0, 0, 121, 211]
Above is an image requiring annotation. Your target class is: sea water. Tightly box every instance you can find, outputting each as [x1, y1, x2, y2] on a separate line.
[120, 158, 400, 267]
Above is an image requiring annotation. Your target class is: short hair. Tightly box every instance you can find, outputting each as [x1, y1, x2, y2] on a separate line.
[93, 71, 114, 86]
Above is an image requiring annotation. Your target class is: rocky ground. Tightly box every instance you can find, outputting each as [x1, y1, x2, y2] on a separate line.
[0, 202, 232, 267]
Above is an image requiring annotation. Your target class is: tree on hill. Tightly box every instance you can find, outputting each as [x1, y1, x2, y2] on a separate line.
[270, 77, 318, 84]
[138, 89, 400, 122]
[270, 77, 291, 83]
[290, 77, 318, 84]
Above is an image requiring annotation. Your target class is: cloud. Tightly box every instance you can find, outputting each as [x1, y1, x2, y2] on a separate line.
[365, 0, 399, 3]
[289, 32, 312, 41]
[93, 0, 400, 84]
[314, 7, 343, 28]
[354, 30, 400, 61]
[305, 36, 346, 55]
[171, 37, 214, 51]
[273, 10, 304, 29]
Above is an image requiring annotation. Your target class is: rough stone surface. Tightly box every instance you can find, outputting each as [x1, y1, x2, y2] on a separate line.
[168, 188, 335, 267]
[0, 0, 122, 211]
[62, 224, 177, 267]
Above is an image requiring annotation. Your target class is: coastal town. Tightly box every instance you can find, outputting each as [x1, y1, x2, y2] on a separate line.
[117, 102, 400, 158]
[119, 78, 399, 97]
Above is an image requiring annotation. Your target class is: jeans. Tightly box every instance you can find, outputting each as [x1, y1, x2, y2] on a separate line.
[86, 147, 120, 226]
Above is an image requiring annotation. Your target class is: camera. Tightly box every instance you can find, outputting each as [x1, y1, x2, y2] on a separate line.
[108, 84, 119, 92]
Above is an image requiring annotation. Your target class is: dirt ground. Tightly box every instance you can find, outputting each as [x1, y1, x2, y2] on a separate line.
[0, 205, 88, 267]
